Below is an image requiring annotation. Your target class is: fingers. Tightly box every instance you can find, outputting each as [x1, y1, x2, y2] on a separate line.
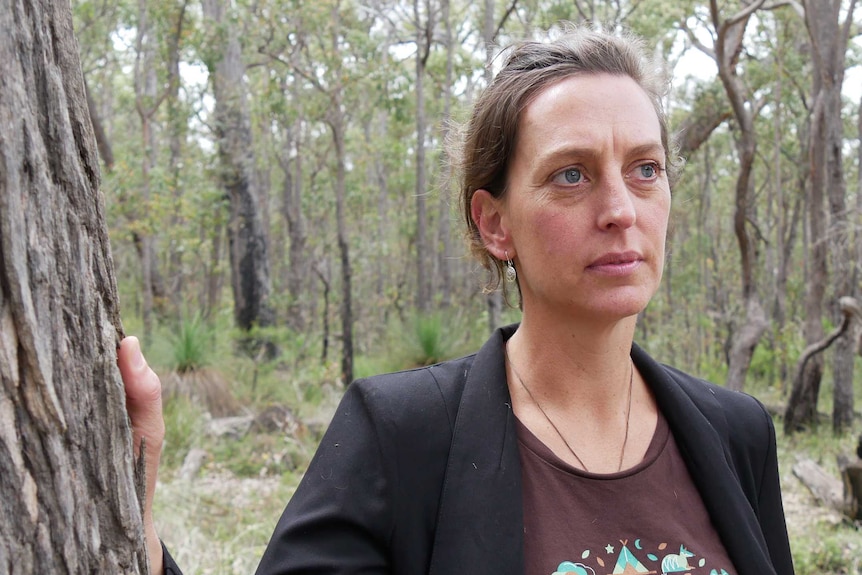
[118, 336, 165, 574]
[119, 336, 166, 454]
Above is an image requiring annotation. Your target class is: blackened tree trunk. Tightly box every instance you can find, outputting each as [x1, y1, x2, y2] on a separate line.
[0, 0, 147, 572]
[202, 0, 276, 356]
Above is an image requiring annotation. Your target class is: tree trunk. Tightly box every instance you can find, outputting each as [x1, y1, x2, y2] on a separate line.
[280, 123, 309, 332]
[134, 0, 158, 344]
[414, 0, 432, 313]
[786, 297, 861, 433]
[202, 0, 276, 356]
[166, 1, 188, 319]
[812, 0, 858, 434]
[437, 0, 454, 309]
[0, 1, 147, 571]
[483, 0, 503, 330]
[327, 5, 354, 385]
[787, 0, 858, 429]
[709, 0, 769, 391]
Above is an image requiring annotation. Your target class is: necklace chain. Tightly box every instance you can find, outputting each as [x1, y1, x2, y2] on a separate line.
[505, 344, 634, 473]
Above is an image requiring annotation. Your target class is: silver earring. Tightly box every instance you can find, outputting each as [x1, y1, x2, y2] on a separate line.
[505, 251, 516, 283]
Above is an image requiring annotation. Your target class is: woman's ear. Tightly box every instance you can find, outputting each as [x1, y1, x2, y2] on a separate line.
[471, 189, 512, 260]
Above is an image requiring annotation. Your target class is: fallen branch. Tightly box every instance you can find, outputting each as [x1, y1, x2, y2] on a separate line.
[793, 457, 844, 511]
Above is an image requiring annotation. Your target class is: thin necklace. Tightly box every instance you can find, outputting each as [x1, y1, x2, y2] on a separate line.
[505, 344, 634, 473]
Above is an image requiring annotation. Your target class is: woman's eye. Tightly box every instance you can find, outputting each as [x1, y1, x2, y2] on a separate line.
[554, 168, 583, 184]
[635, 162, 662, 180]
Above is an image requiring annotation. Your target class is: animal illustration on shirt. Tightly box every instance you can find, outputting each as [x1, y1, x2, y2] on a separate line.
[661, 545, 695, 573]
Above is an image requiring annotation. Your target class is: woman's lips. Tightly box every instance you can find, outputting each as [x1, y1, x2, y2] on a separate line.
[587, 252, 643, 275]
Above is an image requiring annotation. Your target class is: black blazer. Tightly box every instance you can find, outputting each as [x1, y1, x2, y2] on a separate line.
[249, 325, 794, 575]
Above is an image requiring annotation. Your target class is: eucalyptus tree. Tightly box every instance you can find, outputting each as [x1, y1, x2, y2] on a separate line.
[785, 0, 859, 433]
[1, 0, 148, 570]
[202, 0, 277, 357]
[132, 0, 187, 342]
[682, 0, 771, 391]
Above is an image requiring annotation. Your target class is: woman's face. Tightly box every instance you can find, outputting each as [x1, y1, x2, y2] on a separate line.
[482, 73, 671, 324]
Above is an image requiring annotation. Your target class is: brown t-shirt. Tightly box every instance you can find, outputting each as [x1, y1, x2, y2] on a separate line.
[518, 412, 737, 575]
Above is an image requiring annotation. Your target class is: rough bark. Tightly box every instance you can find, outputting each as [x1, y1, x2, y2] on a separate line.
[202, 0, 276, 356]
[0, 0, 147, 572]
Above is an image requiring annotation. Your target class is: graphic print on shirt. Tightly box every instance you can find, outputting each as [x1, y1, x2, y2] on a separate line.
[550, 539, 734, 575]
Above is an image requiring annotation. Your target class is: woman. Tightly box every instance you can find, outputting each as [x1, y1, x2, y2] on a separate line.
[120, 25, 794, 575]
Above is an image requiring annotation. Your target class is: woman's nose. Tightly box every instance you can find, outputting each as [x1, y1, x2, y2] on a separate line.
[596, 174, 636, 230]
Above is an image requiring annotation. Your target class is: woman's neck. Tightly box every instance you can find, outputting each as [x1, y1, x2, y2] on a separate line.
[506, 310, 637, 411]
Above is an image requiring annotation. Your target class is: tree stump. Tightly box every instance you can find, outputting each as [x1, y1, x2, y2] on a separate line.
[841, 458, 862, 521]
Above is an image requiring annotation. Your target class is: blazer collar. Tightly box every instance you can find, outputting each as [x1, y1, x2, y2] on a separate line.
[430, 326, 776, 575]
[632, 344, 777, 575]
[429, 325, 523, 575]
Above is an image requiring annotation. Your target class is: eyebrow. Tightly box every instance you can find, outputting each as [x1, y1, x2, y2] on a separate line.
[532, 142, 666, 170]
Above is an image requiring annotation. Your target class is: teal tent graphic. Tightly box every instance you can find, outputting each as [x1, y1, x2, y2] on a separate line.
[609, 541, 656, 575]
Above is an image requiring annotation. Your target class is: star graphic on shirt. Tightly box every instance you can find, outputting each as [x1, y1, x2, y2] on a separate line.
[605, 543, 614, 554]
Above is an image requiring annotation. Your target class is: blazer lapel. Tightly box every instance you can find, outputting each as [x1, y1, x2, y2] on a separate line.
[632, 344, 777, 575]
[429, 326, 524, 575]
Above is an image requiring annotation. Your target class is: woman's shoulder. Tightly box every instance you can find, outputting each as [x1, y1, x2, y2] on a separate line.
[660, 363, 770, 422]
[340, 352, 479, 432]
[633, 344, 773, 444]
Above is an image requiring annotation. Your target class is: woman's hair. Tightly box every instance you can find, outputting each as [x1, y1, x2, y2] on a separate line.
[457, 25, 682, 303]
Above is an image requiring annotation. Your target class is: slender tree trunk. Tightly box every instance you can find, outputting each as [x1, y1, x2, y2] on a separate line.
[327, 5, 354, 384]
[281, 119, 309, 332]
[414, 0, 432, 313]
[437, 0, 454, 309]
[817, 0, 857, 433]
[709, 0, 769, 391]
[786, 0, 857, 430]
[331, 111, 353, 384]
[483, 0, 503, 330]
[202, 0, 276, 356]
[0, 0, 147, 571]
[134, 0, 157, 344]
[166, 2, 188, 319]
[786, 85, 829, 432]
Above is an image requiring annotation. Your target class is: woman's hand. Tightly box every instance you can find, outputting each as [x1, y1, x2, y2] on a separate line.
[118, 336, 166, 575]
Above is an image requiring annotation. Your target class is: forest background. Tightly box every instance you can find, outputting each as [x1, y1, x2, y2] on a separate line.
[70, 0, 861, 572]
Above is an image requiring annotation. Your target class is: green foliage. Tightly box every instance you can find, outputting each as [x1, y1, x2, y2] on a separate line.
[792, 527, 862, 575]
[171, 315, 214, 373]
[355, 309, 487, 378]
